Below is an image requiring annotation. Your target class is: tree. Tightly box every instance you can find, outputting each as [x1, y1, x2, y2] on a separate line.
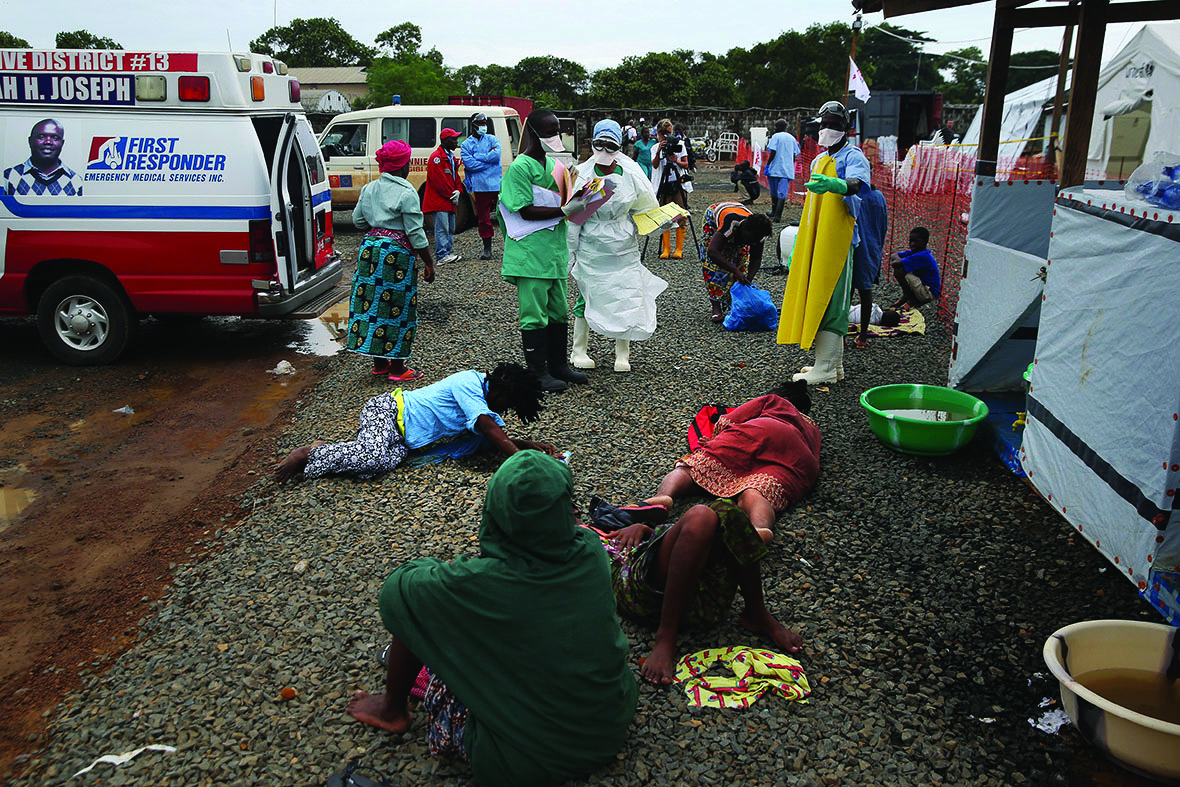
[363, 54, 459, 106]
[937, 46, 988, 104]
[859, 23, 940, 91]
[1008, 49, 1063, 93]
[375, 22, 422, 58]
[591, 53, 692, 107]
[250, 18, 374, 67]
[723, 24, 849, 108]
[56, 30, 121, 49]
[0, 31, 31, 48]
[511, 56, 588, 108]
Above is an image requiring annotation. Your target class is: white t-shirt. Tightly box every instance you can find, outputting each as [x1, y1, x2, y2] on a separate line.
[849, 302, 884, 325]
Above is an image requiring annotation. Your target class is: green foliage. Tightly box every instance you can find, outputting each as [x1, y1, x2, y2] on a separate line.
[726, 24, 848, 107]
[510, 56, 588, 108]
[0, 31, 31, 48]
[937, 47, 987, 104]
[250, 18, 374, 67]
[1008, 50, 1062, 93]
[591, 52, 692, 107]
[375, 22, 422, 58]
[55, 30, 121, 49]
[363, 54, 459, 107]
[859, 23, 940, 91]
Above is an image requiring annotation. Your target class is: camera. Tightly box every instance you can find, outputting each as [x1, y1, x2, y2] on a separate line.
[661, 133, 681, 159]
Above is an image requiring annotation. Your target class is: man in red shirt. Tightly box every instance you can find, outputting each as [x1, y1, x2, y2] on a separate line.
[424, 128, 463, 264]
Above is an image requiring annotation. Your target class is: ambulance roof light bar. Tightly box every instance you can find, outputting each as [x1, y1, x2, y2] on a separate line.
[233, 55, 252, 72]
[179, 76, 210, 102]
[275, 60, 288, 75]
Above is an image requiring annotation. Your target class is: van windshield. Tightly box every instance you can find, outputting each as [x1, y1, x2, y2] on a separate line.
[321, 124, 367, 158]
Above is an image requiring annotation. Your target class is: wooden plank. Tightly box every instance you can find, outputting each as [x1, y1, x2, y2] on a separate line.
[1061, 0, 1109, 187]
[976, 5, 1015, 174]
[1014, 0, 1174, 26]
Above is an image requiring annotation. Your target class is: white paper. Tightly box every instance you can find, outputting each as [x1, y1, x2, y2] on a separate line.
[71, 744, 177, 778]
[498, 185, 563, 240]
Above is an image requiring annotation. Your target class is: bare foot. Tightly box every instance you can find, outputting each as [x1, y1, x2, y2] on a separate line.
[642, 494, 675, 510]
[275, 441, 324, 483]
[346, 690, 413, 733]
[756, 527, 774, 545]
[739, 609, 803, 653]
[641, 637, 677, 685]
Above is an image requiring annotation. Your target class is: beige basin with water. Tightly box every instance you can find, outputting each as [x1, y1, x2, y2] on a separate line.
[1043, 619, 1180, 784]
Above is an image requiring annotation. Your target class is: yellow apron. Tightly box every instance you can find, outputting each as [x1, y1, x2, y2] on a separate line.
[776, 155, 855, 351]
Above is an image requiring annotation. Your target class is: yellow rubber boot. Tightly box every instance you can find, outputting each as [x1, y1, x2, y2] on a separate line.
[659, 231, 671, 259]
[672, 227, 685, 259]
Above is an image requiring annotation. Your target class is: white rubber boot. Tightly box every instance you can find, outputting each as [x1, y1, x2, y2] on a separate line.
[793, 331, 841, 384]
[614, 339, 631, 372]
[571, 316, 595, 369]
[798, 335, 846, 380]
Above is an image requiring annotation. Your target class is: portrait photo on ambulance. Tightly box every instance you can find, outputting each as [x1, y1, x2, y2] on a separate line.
[0, 49, 342, 365]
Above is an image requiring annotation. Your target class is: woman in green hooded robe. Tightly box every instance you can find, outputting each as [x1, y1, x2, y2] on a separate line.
[347, 450, 637, 787]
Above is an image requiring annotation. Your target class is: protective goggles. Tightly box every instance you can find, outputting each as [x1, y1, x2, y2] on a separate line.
[818, 100, 848, 121]
[591, 138, 621, 152]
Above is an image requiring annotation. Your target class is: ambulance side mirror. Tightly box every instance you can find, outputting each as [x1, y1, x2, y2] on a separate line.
[320, 146, 332, 162]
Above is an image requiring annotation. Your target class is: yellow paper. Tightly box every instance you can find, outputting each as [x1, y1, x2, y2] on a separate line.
[632, 203, 690, 236]
[776, 155, 855, 351]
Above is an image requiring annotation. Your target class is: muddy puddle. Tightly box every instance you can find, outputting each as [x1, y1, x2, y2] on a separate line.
[289, 301, 349, 357]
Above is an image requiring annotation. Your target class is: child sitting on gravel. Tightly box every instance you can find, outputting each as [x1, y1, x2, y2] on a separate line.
[274, 363, 553, 482]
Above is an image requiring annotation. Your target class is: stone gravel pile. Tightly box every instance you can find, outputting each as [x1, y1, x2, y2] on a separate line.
[12, 175, 1158, 786]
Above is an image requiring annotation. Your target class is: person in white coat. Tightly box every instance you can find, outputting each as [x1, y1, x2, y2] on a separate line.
[568, 119, 668, 372]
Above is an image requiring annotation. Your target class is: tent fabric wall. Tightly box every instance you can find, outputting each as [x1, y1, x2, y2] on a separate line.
[1087, 22, 1180, 176]
[1020, 187, 1180, 624]
[949, 177, 1055, 391]
[962, 75, 1069, 182]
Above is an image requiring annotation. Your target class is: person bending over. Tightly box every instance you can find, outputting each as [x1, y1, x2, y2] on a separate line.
[890, 227, 941, 310]
[275, 363, 551, 482]
[730, 160, 761, 205]
[348, 451, 637, 786]
[701, 202, 774, 323]
[593, 498, 803, 685]
[634, 379, 819, 545]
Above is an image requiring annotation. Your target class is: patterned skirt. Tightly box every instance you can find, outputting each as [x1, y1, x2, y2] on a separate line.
[346, 229, 418, 359]
[701, 203, 751, 303]
[596, 499, 768, 629]
[422, 667, 470, 762]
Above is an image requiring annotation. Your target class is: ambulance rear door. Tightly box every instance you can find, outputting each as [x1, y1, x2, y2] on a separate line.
[268, 112, 317, 292]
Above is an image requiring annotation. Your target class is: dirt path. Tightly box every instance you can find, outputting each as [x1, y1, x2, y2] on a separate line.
[0, 314, 334, 775]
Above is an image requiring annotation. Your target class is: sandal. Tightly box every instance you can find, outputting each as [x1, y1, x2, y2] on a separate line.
[853, 335, 868, 350]
[326, 758, 393, 787]
[710, 313, 724, 324]
[388, 368, 424, 382]
[618, 503, 670, 524]
[371, 359, 391, 376]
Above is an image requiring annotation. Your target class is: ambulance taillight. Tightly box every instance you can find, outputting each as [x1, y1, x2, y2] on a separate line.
[262, 61, 274, 74]
[289, 80, 301, 103]
[248, 220, 276, 264]
[178, 76, 210, 102]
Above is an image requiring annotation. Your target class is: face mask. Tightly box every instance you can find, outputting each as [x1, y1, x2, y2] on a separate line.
[818, 128, 844, 147]
[539, 134, 564, 152]
[475, 125, 487, 135]
[592, 149, 618, 166]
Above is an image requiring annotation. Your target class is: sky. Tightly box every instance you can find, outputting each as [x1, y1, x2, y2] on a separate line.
[0, 0, 1148, 76]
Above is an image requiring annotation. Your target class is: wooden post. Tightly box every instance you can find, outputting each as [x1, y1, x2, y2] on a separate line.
[1060, 0, 1108, 187]
[1048, 3, 1077, 168]
[976, 4, 1015, 176]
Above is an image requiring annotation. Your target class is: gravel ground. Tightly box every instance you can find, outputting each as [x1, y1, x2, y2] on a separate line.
[11, 173, 1160, 786]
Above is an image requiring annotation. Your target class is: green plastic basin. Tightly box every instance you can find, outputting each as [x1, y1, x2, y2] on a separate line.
[860, 384, 989, 455]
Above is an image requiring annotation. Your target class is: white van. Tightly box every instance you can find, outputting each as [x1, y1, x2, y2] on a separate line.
[318, 104, 522, 228]
[0, 49, 341, 364]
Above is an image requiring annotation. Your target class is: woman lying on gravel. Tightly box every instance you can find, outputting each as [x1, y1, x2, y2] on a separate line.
[594, 499, 804, 685]
[348, 451, 638, 786]
[635, 379, 820, 544]
[274, 363, 552, 482]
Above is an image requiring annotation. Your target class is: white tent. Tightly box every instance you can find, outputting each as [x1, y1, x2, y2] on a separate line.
[961, 72, 1070, 175]
[1087, 22, 1180, 178]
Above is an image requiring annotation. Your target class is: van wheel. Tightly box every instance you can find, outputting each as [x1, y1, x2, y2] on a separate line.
[455, 193, 475, 233]
[37, 275, 135, 365]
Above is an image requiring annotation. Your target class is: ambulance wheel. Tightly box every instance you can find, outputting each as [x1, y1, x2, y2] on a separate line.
[706, 149, 719, 163]
[37, 275, 135, 366]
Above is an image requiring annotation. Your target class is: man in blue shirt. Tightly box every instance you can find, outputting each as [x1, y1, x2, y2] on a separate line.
[763, 118, 800, 223]
[890, 226, 941, 310]
[274, 364, 554, 482]
[460, 112, 504, 260]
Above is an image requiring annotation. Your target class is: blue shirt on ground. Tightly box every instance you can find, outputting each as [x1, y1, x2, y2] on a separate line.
[765, 132, 800, 179]
[899, 249, 941, 299]
[400, 370, 505, 449]
[460, 133, 503, 193]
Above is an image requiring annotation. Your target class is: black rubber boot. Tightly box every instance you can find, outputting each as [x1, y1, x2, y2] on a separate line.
[545, 322, 588, 384]
[522, 329, 567, 392]
[766, 197, 779, 219]
[480, 237, 492, 260]
[772, 197, 785, 222]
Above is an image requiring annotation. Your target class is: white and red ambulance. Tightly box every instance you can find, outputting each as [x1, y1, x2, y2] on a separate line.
[0, 49, 341, 364]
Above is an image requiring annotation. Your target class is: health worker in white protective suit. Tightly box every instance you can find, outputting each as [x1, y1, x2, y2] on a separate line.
[568, 119, 668, 373]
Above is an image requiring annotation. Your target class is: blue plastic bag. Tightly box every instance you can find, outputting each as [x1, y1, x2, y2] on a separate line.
[723, 282, 779, 331]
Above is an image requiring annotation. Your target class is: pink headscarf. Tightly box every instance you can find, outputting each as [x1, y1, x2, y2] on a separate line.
[376, 140, 412, 174]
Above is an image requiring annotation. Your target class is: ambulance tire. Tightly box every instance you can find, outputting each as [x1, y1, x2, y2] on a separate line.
[455, 193, 475, 233]
[37, 275, 135, 366]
